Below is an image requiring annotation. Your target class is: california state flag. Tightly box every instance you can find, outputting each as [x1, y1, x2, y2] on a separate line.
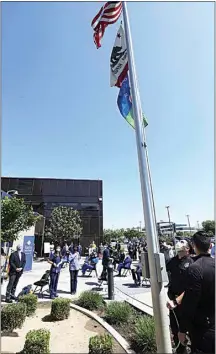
[110, 24, 128, 88]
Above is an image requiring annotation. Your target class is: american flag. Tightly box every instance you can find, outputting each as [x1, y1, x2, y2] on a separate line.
[91, 2, 122, 49]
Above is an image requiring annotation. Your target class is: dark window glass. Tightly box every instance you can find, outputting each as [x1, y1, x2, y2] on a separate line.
[89, 181, 99, 197]
[17, 179, 33, 195]
[80, 210, 99, 217]
[66, 180, 90, 197]
[9, 178, 19, 192]
[57, 179, 67, 195]
[41, 179, 58, 196]
[81, 203, 99, 211]
[78, 180, 90, 197]
[98, 181, 102, 198]
[89, 217, 99, 235]
[32, 179, 42, 195]
[82, 217, 90, 235]
[1, 178, 10, 192]
[65, 180, 74, 196]
[45, 202, 78, 209]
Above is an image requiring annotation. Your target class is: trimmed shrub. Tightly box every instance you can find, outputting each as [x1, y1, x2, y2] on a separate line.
[19, 294, 38, 317]
[22, 328, 50, 354]
[104, 301, 134, 325]
[89, 334, 113, 354]
[76, 291, 104, 311]
[51, 298, 71, 321]
[129, 315, 157, 353]
[1, 302, 26, 332]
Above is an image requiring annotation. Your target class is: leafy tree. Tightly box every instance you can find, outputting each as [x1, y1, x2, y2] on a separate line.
[1, 197, 39, 243]
[103, 229, 125, 244]
[202, 220, 215, 235]
[45, 206, 82, 244]
[176, 231, 184, 237]
[124, 228, 144, 241]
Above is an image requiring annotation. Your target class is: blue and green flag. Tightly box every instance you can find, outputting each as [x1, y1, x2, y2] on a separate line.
[117, 74, 148, 128]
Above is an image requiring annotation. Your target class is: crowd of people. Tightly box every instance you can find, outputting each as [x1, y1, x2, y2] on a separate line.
[165, 232, 215, 354]
[3, 233, 215, 353]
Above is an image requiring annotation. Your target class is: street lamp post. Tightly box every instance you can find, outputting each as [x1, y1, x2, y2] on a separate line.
[197, 221, 200, 230]
[186, 214, 191, 234]
[139, 221, 142, 232]
[165, 206, 176, 250]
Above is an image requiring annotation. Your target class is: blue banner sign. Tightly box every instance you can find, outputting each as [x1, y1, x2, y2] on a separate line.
[23, 235, 35, 271]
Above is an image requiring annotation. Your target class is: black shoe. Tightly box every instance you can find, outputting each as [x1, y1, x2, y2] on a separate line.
[5, 299, 13, 303]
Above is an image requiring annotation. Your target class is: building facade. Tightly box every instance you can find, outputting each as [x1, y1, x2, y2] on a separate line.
[1, 177, 103, 249]
[157, 222, 197, 235]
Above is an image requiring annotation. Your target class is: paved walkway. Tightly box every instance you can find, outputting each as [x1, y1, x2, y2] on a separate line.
[1, 259, 168, 316]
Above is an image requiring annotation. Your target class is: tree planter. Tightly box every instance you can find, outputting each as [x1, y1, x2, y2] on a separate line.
[1, 301, 126, 354]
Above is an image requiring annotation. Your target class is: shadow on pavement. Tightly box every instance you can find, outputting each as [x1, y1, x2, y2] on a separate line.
[122, 283, 139, 288]
[85, 281, 100, 286]
[91, 286, 104, 292]
[42, 314, 53, 322]
[57, 290, 70, 295]
[1, 332, 18, 337]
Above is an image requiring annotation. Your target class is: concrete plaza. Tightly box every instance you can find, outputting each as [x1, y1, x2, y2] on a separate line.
[1, 258, 151, 300]
[1, 258, 168, 315]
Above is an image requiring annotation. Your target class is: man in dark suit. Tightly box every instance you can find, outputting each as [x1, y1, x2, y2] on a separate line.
[6, 244, 26, 303]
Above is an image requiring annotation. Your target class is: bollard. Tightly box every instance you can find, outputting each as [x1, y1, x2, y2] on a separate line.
[107, 263, 114, 300]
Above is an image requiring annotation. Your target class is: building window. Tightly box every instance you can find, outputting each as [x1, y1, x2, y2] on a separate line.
[81, 203, 99, 211]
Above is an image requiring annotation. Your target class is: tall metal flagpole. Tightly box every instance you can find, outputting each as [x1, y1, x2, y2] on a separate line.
[122, 3, 172, 353]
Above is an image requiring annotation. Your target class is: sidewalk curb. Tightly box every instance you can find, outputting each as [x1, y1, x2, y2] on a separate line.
[70, 303, 135, 354]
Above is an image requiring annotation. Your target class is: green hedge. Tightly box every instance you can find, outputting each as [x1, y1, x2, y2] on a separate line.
[76, 291, 104, 311]
[19, 294, 38, 317]
[104, 301, 134, 325]
[51, 298, 71, 321]
[22, 328, 50, 354]
[1, 303, 26, 332]
[129, 315, 157, 353]
[89, 334, 113, 354]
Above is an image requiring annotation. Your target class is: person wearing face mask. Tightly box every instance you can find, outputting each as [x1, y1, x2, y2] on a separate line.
[177, 232, 215, 354]
[48, 246, 63, 299]
[5, 245, 26, 303]
[166, 240, 194, 353]
[69, 246, 80, 295]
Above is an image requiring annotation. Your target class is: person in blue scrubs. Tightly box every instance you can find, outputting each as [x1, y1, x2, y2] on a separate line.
[69, 246, 80, 295]
[81, 251, 99, 276]
[48, 246, 63, 299]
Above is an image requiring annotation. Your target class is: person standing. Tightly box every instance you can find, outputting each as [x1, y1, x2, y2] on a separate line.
[166, 240, 194, 353]
[48, 246, 63, 299]
[99, 244, 111, 281]
[69, 242, 74, 253]
[5, 245, 26, 303]
[69, 246, 80, 295]
[98, 243, 104, 259]
[131, 256, 142, 285]
[77, 242, 82, 258]
[178, 231, 215, 354]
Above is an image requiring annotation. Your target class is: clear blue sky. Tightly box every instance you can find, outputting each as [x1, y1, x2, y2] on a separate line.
[2, 1, 214, 229]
